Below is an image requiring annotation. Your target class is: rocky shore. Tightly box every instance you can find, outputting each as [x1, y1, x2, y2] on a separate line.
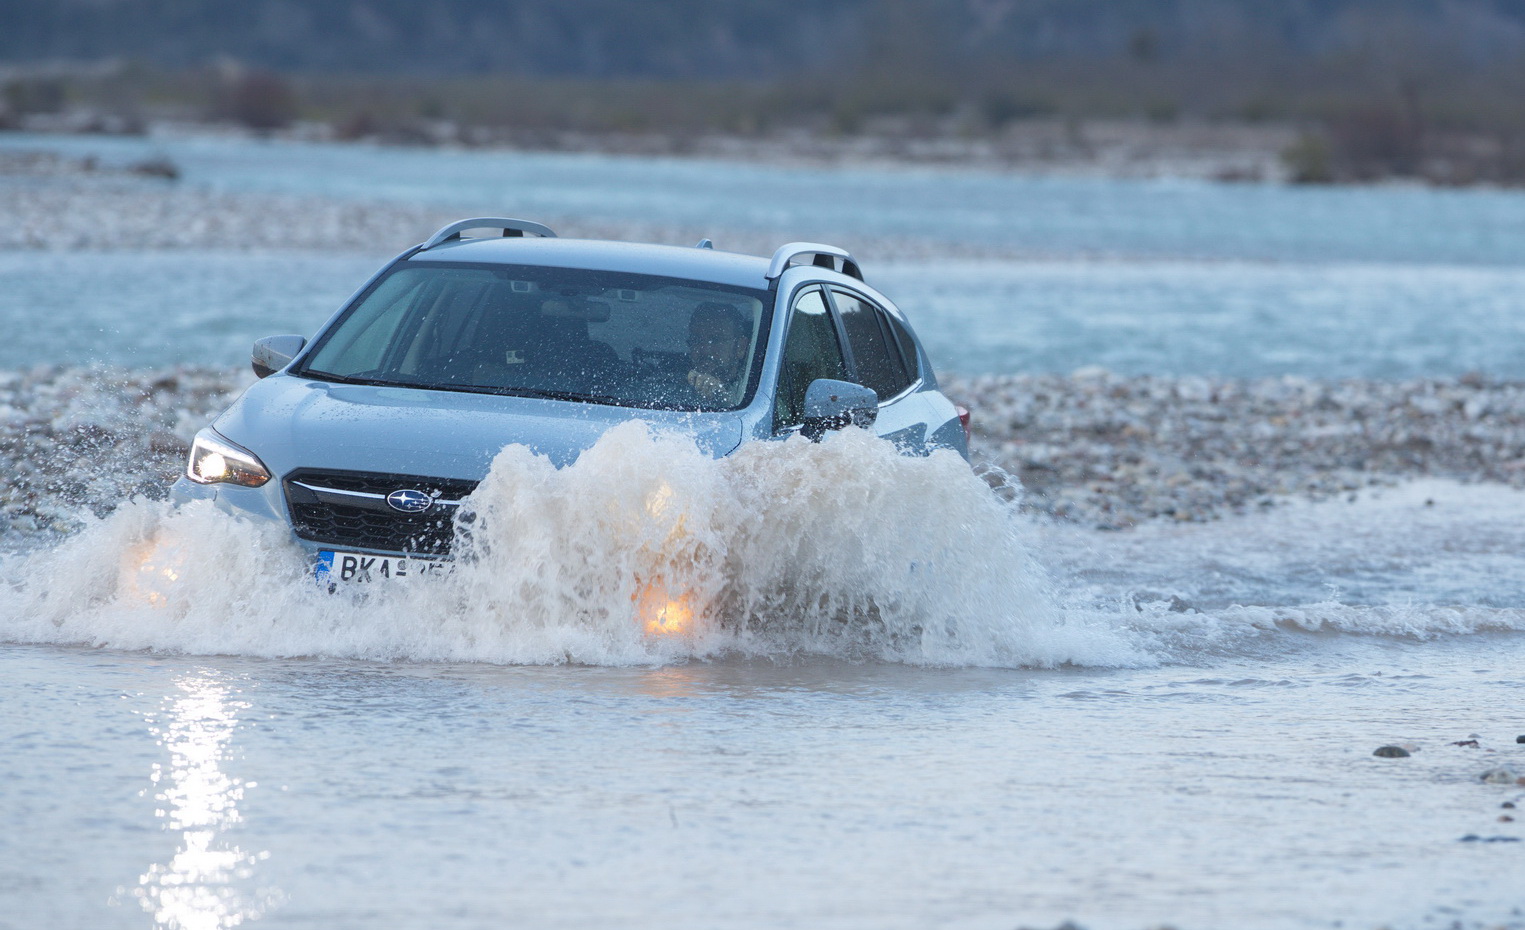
[3, 363, 1523, 544]
[0, 150, 464, 252]
[5, 115, 1295, 181]
[5, 146, 1524, 541]
[0, 365, 244, 545]
[943, 371, 1525, 529]
[0, 147, 1013, 260]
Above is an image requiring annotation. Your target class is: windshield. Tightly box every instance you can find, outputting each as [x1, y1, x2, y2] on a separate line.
[297, 262, 772, 411]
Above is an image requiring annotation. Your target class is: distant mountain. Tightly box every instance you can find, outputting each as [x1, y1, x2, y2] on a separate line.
[3, 0, 1524, 79]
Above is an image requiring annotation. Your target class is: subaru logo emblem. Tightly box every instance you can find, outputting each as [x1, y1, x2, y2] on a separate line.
[386, 489, 433, 514]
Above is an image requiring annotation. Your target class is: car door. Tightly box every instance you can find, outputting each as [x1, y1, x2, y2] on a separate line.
[771, 285, 851, 435]
[826, 287, 933, 453]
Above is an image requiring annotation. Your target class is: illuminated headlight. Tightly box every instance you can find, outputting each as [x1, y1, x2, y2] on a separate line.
[186, 428, 271, 487]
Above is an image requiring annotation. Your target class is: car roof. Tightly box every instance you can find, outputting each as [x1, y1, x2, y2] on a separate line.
[410, 236, 774, 291]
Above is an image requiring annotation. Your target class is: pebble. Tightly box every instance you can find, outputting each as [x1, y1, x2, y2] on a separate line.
[1373, 746, 1411, 758]
[1480, 766, 1520, 785]
[944, 371, 1525, 528]
[0, 157, 1001, 262]
[0, 365, 244, 544]
[10, 159, 1525, 537]
[8, 361, 1525, 542]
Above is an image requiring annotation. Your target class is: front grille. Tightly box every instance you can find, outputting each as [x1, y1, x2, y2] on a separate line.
[283, 469, 479, 556]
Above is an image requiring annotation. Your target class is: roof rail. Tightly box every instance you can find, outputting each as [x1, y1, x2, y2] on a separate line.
[420, 217, 557, 251]
[765, 242, 862, 281]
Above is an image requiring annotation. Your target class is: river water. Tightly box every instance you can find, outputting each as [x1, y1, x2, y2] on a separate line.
[1, 133, 1523, 930]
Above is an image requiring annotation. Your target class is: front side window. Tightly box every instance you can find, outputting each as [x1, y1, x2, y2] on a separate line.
[773, 287, 848, 430]
[297, 262, 770, 412]
[833, 289, 914, 402]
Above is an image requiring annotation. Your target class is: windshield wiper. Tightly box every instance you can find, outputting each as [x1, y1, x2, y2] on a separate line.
[301, 370, 398, 387]
[451, 384, 709, 410]
[456, 385, 624, 404]
[299, 374, 707, 411]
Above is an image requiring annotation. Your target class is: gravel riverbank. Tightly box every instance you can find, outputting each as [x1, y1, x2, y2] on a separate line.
[2, 365, 1522, 544]
[943, 371, 1525, 528]
[5, 147, 1522, 540]
[0, 148, 1010, 260]
[0, 366, 242, 545]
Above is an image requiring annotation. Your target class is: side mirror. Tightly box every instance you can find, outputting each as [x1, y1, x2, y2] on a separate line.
[252, 334, 306, 379]
[801, 379, 878, 441]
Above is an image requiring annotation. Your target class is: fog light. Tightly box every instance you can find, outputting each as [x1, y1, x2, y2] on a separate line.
[635, 583, 694, 636]
[123, 537, 186, 607]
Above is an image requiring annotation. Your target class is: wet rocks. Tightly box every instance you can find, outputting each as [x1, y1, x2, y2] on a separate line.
[7, 155, 1525, 537]
[1480, 766, 1520, 785]
[944, 371, 1525, 528]
[1373, 745, 1412, 758]
[6, 363, 1525, 544]
[0, 181, 459, 252]
[0, 162, 995, 261]
[0, 365, 245, 544]
[127, 156, 181, 181]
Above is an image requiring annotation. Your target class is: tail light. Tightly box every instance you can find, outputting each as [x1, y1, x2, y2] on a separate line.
[955, 404, 971, 445]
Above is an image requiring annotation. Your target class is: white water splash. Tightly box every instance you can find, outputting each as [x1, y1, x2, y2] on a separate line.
[1047, 476, 1525, 658]
[0, 423, 1140, 667]
[9, 427, 1522, 668]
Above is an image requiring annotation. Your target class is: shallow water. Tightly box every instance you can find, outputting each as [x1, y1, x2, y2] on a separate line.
[8, 133, 1525, 378]
[7, 131, 1525, 265]
[0, 251, 378, 369]
[5, 638, 1522, 930]
[3, 430, 1523, 929]
[877, 260, 1525, 379]
[10, 251, 1525, 379]
[1045, 478, 1525, 614]
[3, 135, 1525, 928]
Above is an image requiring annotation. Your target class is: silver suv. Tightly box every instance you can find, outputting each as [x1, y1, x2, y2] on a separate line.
[173, 218, 969, 582]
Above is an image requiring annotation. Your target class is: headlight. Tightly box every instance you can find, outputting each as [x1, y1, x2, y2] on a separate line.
[186, 428, 271, 487]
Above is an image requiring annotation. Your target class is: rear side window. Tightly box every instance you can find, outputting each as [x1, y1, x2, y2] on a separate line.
[833, 289, 914, 402]
[773, 287, 848, 430]
[882, 311, 921, 380]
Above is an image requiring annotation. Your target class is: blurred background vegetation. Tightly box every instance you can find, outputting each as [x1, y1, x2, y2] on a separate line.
[4, 0, 1525, 183]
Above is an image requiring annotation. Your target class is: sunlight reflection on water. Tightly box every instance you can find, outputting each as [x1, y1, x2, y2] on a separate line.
[134, 674, 272, 930]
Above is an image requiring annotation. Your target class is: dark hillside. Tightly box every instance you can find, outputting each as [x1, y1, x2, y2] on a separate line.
[0, 0, 861, 77]
[6, 0, 1525, 183]
[5, 0, 1525, 83]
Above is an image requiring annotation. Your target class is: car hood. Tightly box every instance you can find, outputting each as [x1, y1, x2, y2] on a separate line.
[214, 375, 747, 481]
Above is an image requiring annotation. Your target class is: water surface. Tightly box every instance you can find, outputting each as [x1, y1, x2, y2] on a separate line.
[2, 134, 1523, 930]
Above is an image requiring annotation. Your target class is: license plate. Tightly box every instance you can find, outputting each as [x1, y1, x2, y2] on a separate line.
[315, 550, 445, 585]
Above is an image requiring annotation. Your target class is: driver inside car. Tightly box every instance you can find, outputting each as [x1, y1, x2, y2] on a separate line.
[685, 301, 751, 405]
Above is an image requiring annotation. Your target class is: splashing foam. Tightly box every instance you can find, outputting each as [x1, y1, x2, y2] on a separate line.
[0, 423, 1142, 667]
[1135, 600, 1525, 645]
